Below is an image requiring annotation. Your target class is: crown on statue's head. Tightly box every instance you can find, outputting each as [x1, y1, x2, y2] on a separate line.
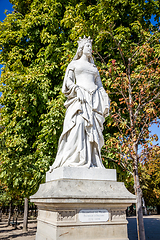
[77, 36, 93, 48]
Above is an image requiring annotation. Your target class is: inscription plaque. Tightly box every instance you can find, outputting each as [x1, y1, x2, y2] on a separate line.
[79, 209, 109, 222]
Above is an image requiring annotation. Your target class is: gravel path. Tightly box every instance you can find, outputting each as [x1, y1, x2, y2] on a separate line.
[0, 217, 37, 240]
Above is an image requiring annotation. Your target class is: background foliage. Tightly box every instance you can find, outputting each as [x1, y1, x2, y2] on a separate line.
[0, 0, 160, 206]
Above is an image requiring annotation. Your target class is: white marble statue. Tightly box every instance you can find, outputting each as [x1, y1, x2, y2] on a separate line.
[49, 36, 110, 171]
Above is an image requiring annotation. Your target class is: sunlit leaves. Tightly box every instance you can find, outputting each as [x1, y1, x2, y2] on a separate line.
[0, 0, 68, 199]
[0, 0, 160, 204]
[140, 146, 160, 205]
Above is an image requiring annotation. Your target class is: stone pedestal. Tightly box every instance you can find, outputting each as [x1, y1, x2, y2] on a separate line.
[46, 166, 117, 182]
[30, 167, 136, 240]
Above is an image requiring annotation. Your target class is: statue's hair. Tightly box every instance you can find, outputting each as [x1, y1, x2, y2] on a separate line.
[72, 36, 94, 63]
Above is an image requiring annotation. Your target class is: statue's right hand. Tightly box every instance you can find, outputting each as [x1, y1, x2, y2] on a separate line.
[77, 88, 84, 103]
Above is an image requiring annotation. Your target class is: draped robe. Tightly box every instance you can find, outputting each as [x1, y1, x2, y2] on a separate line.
[50, 61, 110, 170]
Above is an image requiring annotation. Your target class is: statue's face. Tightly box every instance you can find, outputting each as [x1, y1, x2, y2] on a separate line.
[83, 42, 92, 57]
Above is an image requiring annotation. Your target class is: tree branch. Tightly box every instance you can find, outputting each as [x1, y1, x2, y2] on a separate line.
[106, 30, 127, 69]
[136, 116, 150, 145]
[134, 91, 160, 120]
[131, 57, 160, 90]
[101, 154, 133, 175]
[112, 111, 130, 129]
[130, 29, 160, 65]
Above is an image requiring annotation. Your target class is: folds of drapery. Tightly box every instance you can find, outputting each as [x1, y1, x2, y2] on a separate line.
[50, 62, 110, 170]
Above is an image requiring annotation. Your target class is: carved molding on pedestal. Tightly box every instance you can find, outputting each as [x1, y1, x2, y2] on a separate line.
[57, 210, 76, 222]
[111, 210, 126, 221]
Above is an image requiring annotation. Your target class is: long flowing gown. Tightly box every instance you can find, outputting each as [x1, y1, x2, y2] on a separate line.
[50, 60, 110, 169]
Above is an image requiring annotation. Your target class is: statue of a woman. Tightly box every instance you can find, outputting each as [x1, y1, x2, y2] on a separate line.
[50, 36, 110, 171]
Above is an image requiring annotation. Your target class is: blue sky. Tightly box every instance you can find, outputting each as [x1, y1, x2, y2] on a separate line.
[0, 0, 13, 22]
[0, 0, 160, 145]
[0, 0, 13, 97]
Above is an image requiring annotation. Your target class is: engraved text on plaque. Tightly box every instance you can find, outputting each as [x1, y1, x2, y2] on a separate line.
[79, 209, 109, 222]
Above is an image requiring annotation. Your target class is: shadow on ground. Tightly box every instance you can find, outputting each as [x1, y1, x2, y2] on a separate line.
[0, 220, 37, 240]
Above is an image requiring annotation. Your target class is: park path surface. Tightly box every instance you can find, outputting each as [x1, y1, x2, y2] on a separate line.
[0, 215, 160, 239]
[127, 215, 160, 240]
[0, 217, 37, 240]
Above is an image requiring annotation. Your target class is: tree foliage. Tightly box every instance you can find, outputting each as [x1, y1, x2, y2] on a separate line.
[140, 146, 160, 206]
[0, 1, 160, 238]
[0, 0, 69, 197]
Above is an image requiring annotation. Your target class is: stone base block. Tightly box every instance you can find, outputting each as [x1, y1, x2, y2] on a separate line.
[46, 167, 117, 182]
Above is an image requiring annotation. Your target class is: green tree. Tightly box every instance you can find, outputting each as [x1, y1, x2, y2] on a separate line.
[104, 28, 160, 240]
[140, 145, 160, 207]
[0, 0, 69, 229]
[0, 0, 160, 239]
[61, 2, 160, 240]
[103, 29, 160, 240]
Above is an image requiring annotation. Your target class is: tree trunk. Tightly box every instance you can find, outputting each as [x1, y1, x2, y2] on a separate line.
[142, 197, 147, 216]
[34, 204, 37, 217]
[136, 186, 146, 240]
[0, 208, 2, 222]
[157, 205, 160, 214]
[23, 198, 28, 231]
[7, 201, 12, 226]
[133, 148, 146, 240]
